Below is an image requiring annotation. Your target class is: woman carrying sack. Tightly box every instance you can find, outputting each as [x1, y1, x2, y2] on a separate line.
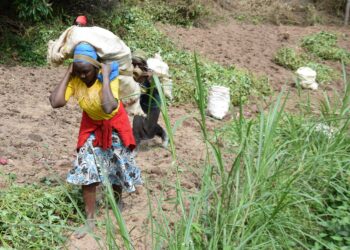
[49, 43, 142, 239]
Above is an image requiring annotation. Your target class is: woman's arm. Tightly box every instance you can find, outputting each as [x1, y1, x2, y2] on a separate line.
[101, 64, 119, 114]
[49, 64, 73, 108]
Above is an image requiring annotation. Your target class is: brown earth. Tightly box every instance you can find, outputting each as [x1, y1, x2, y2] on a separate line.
[159, 21, 350, 112]
[1, 19, 350, 249]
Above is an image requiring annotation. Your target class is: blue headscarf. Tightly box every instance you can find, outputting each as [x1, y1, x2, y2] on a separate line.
[73, 43, 119, 82]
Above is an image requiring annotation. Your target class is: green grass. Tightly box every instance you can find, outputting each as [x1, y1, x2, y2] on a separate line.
[274, 47, 340, 84]
[302, 32, 350, 63]
[0, 182, 82, 249]
[142, 57, 350, 249]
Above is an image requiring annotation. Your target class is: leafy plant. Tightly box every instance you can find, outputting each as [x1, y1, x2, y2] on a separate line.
[14, 0, 53, 22]
[142, 0, 207, 26]
[0, 184, 82, 248]
[302, 31, 350, 63]
[306, 62, 339, 84]
[274, 47, 340, 84]
[274, 47, 306, 70]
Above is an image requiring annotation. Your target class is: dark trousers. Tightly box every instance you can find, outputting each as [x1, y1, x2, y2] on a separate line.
[133, 107, 166, 145]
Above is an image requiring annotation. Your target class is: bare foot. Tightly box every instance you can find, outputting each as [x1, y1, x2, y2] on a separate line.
[74, 219, 96, 239]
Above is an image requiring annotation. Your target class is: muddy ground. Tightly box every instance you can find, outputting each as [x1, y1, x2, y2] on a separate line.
[1, 20, 350, 249]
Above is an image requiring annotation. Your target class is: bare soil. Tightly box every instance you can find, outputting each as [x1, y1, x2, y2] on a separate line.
[1, 19, 350, 249]
[159, 21, 350, 112]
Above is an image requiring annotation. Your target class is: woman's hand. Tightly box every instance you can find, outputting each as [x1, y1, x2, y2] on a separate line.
[49, 63, 72, 108]
[100, 63, 118, 114]
[68, 63, 74, 75]
[101, 64, 111, 82]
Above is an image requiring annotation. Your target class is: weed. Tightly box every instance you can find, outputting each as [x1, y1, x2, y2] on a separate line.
[275, 47, 340, 84]
[274, 47, 305, 70]
[302, 31, 350, 63]
[0, 184, 82, 248]
[306, 62, 339, 84]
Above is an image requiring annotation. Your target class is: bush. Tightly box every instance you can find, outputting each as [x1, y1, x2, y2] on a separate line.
[14, 0, 53, 22]
[306, 62, 339, 84]
[143, 0, 207, 26]
[274, 46, 340, 84]
[274, 47, 305, 70]
[302, 32, 350, 63]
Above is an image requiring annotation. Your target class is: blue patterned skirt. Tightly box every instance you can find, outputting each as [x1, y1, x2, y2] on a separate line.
[67, 132, 142, 192]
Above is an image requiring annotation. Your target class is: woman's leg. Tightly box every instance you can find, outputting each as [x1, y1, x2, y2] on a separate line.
[83, 183, 98, 220]
[74, 183, 98, 239]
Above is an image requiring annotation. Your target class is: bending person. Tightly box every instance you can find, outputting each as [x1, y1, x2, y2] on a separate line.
[49, 43, 142, 239]
[132, 52, 168, 148]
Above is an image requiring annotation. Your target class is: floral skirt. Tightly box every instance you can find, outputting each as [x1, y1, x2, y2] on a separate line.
[67, 132, 142, 192]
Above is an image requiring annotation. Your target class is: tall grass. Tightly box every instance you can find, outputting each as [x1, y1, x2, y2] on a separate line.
[142, 55, 350, 249]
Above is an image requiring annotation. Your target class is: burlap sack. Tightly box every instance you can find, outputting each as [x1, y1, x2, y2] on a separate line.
[47, 26, 143, 115]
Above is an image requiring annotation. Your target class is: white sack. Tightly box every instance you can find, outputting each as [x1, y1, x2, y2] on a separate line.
[147, 53, 173, 100]
[296, 67, 318, 90]
[207, 86, 230, 120]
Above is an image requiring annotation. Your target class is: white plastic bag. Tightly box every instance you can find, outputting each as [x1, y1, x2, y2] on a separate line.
[147, 53, 173, 100]
[207, 86, 230, 120]
[296, 67, 318, 90]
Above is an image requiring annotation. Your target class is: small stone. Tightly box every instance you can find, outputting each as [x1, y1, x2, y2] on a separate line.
[28, 133, 43, 142]
[150, 167, 164, 176]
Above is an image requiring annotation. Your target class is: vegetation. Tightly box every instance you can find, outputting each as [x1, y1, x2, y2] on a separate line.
[274, 47, 339, 84]
[302, 31, 350, 63]
[0, 182, 82, 248]
[274, 31, 349, 84]
[144, 58, 350, 249]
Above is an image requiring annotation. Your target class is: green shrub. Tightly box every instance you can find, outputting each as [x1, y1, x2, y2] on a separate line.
[302, 32, 350, 63]
[14, 0, 53, 22]
[142, 0, 207, 26]
[274, 47, 340, 84]
[0, 22, 66, 66]
[306, 62, 339, 84]
[274, 47, 306, 70]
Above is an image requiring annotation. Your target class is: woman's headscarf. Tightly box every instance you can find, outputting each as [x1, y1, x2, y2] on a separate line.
[73, 43, 101, 68]
[73, 43, 119, 82]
